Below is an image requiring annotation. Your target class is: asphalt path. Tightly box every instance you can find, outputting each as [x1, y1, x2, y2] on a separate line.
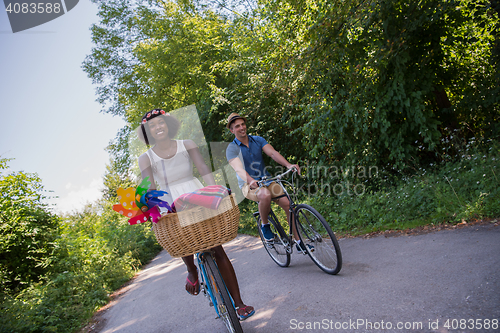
[94, 222, 499, 333]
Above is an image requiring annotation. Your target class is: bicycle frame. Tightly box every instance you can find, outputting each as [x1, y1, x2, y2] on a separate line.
[254, 167, 343, 275]
[196, 251, 236, 317]
[255, 168, 300, 251]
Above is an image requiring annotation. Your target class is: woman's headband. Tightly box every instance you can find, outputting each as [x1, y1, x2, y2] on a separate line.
[141, 109, 170, 124]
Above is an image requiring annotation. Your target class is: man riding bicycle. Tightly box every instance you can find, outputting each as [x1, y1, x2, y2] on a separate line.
[225, 113, 313, 253]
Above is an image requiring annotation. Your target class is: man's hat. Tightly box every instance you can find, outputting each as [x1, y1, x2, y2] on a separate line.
[226, 113, 247, 129]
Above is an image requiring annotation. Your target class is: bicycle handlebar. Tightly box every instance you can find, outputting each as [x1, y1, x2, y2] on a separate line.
[256, 167, 297, 187]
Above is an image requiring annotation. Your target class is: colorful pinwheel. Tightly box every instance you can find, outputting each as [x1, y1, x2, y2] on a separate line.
[112, 177, 173, 225]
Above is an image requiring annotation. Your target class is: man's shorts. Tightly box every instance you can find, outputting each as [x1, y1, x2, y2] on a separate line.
[242, 181, 285, 202]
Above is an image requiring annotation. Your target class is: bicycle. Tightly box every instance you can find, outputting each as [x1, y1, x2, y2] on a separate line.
[151, 193, 244, 333]
[196, 250, 243, 333]
[253, 168, 342, 275]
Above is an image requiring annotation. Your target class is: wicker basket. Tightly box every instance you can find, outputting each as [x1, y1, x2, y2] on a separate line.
[153, 194, 239, 257]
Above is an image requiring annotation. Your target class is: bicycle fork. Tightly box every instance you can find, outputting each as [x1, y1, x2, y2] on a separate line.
[198, 258, 214, 308]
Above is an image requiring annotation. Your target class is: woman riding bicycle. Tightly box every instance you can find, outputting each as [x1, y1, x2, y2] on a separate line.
[137, 109, 254, 320]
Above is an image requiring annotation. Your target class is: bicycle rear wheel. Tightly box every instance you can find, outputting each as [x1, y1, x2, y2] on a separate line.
[204, 254, 243, 333]
[256, 213, 291, 267]
[294, 204, 342, 275]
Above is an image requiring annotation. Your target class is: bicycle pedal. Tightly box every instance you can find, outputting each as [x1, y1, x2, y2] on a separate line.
[266, 242, 276, 249]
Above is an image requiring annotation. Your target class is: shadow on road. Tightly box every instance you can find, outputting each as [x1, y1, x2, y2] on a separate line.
[89, 223, 499, 333]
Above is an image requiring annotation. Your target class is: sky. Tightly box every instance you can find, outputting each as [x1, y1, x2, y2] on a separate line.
[0, 1, 126, 214]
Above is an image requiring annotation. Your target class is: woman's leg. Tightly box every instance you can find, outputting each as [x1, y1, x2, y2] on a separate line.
[182, 255, 199, 295]
[212, 245, 254, 316]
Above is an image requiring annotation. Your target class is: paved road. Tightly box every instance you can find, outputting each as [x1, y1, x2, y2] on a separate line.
[96, 223, 499, 333]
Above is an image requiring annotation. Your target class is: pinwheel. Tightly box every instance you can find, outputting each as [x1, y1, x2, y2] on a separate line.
[112, 177, 173, 225]
[143, 190, 173, 211]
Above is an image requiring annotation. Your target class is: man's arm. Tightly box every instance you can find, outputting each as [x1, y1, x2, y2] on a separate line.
[228, 157, 259, 188]
[262, 144, 301, 174]
[226, 142, 260, 188]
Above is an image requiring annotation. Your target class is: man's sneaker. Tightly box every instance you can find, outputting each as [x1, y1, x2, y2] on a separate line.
[261, 224, 275, 241]
[296, 241, 314, 254]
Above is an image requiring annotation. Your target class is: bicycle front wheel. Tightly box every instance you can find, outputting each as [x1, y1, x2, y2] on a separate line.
[295, 204, 342, 275]
[204, 254, 243, 333]
[256, 214, 291, 267]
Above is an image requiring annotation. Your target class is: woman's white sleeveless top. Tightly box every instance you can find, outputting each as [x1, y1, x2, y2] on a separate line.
[146, 140, 203, 204]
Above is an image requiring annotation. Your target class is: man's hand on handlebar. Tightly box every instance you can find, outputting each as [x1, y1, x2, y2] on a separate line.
[248, 179, 259, 190]
[248, 165, 300, 189]
[288, 164, 301, 175]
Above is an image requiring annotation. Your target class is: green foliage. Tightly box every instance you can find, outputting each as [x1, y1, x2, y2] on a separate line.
[0, 157, 161, 333]
[0, 158, 59, 294]
[102, 160, 135, 201]
[253, 0, 500, 170]
[0, 200, 161, 333]
[309, 139, 500, 235]
[84, 0, 499, 177]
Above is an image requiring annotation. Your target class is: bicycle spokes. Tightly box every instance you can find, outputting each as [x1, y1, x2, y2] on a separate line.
[257, 214, 291, 267]
[264, 238, 291, 255]
[252, 168, 342, 275]
[295, 204, 342, 275]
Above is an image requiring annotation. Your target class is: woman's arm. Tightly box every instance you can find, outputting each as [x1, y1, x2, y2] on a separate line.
[184, 140, 216, 186]
[138, 153, 157, 190]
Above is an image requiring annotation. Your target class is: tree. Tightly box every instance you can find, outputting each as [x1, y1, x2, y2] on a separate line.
[102, 159, 135, 201]
[84, 0, 499, 180]
[83, 0, 243, 168]
[0, 158, 59, 294]
[249, 0, 499, 171]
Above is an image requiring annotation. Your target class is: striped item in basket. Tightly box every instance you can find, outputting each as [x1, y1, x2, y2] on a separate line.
[172, 185, 231, 212]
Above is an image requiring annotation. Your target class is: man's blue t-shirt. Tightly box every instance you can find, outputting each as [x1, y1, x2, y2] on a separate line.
[226, 135, 271, 188]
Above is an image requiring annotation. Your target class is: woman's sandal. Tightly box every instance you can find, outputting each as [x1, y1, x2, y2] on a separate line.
[236, 305, 255, 320]
[185, 276, 199, 296]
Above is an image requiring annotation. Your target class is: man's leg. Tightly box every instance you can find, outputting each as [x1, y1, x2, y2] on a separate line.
[243, 184, 274, 239]
[254, 187, 278, 241]
[255, 187, 272, 224]
[276, 195, 314, 253]
[275, 196, 299, 240]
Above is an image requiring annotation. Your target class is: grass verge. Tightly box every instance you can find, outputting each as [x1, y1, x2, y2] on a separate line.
[238, 140, 500, 238]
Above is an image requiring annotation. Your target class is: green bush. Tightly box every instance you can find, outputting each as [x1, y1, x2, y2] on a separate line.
[0, 159, 161, 333]
[0, 159, 60, 295]
[309, 139, 500, 235]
